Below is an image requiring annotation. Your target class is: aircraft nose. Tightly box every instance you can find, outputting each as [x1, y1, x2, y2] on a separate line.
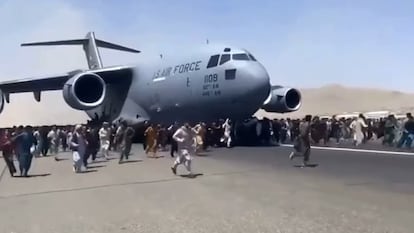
[223, 62, 271, 117]
[240, 63, 271, 99]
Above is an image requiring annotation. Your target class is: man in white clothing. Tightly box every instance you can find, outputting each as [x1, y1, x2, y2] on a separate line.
[70, 125, 87, 173]
[48, 126, 59, 161]
[350, 114, 367, 146]
[171, 123, 197, 176]
[99, 122, 111, 160]
[221, 118, 232, 148]
[33, 128, 41, 157]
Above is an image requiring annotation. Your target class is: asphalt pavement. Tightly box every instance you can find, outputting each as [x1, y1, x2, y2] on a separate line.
[0, 143, 413, 233]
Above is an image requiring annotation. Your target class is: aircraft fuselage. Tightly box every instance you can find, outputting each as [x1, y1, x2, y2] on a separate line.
[87, 46, 271, 125]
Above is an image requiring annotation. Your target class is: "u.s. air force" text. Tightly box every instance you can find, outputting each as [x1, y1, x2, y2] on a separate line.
[153, 60, 202, 79]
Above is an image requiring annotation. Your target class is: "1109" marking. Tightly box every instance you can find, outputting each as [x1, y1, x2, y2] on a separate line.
[204, 73, 218, 83]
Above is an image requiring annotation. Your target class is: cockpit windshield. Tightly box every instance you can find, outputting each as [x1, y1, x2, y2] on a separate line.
[220, 54, 231, 65]
[248, 53, 257, 61]
[206, 51, 257, 68]
[207, 54, 220, 68]
[232, 53, 250, 61]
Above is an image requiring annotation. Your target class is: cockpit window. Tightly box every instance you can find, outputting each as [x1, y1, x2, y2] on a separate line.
[232, 53, 250, 61]
[220, 54, 231, 65]
[207, 54, 220, 68]
[248, 53, 257, 61]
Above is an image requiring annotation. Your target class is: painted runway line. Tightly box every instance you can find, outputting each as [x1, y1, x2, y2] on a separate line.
[280, 144, 414, 156]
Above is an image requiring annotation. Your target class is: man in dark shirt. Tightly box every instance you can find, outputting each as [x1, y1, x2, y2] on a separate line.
[40, 126, 50, 156]
[84, 127, 99, 167]
[289, 115, 312, 167]
[119, 121, 136, 163]
[13, 126, 36, 177]
[331, 116, 341, 144]
[383, 115, 397, 146]
[404, 114, 414, 148]
[168, 122, 179, 157]
[398, 113, 414, 148]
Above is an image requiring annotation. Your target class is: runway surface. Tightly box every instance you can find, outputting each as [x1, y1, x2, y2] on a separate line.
[0, 144, 413, 233]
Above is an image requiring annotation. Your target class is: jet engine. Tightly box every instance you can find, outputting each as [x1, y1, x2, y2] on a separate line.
[62, 72, 106, 111]
[262, 86, 301, 113]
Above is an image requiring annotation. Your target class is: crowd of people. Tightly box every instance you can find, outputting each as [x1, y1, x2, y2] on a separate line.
[1, 112, 414, 177]
[0, 121, 136, 177]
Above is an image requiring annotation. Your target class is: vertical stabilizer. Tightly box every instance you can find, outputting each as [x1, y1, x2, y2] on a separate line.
[83, 32, 103, 69]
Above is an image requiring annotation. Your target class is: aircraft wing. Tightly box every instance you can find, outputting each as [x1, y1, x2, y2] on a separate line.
[0, 65, 134, 100]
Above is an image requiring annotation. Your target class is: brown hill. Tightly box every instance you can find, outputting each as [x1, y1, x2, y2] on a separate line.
[255, 84, 414, 119]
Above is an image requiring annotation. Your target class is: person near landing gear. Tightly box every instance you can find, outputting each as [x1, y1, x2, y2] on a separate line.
[289, 115, 312, 167]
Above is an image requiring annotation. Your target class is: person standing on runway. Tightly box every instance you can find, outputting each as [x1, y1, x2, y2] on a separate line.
[13, 126, 37, 177]
[99, 122, 111, 160]
[84, 127, 99, 167]
[171, 122, 196, 176]
[350, 114, 368, 146]
[70, 125, 87, 173]
[118, 121, 136, 163]
[194, 122, 206, 153]
[221, 118, 233, 148]
[289, 115, 312, 167]
[32, 128, 41, 157]
[40, 126, 50, 157]
[0, 129, 16, 177]
[142, 121, 150, 151]
[47, 126, 59, 161]
[168, 121, 179, 157]
[144, 123, 158, 158]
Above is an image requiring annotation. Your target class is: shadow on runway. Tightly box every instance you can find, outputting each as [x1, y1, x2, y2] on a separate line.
[293, 164, 319, 168]
[179, 173, 204, 178]
[54, 158, 70, 161]
[106, 157, 119, 160]
[81, 169, 98, 173]
[91, 160, 109, 164]
[119, 160, 143, 164]
[14, 173, 51, 178]
[146, 156, 166, 159]
[87, 165, 106, 169]
[196, 153, 211, 157]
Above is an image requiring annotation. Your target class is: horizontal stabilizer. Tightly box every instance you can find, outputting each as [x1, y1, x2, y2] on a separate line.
[21, 39, 140, 53]
[95, 39, 140, 53]
[20, 32, 139, 69]
[21, 39, 86, 46]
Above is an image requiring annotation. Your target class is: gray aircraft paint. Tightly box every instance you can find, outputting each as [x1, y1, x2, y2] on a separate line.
[104, 46, 271, 125]
[0, 32, 300, 126]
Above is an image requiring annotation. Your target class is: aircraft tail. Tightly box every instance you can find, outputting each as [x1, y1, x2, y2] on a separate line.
[21, 32, 140, 69]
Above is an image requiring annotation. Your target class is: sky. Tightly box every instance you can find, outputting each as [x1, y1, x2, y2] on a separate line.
[0, 0, 413, 125]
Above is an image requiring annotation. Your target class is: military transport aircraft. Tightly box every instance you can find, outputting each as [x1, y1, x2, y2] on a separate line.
[0, 32, 301, 126]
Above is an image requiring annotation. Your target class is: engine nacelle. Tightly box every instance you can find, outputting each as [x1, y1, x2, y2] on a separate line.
[62, 72, 106, 111]
[262, 86, 301, 113]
